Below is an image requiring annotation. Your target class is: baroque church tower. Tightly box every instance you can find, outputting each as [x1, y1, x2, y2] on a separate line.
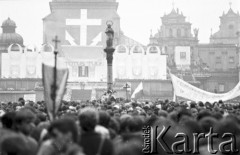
[210, 6, 240, 44]
[150, 7, 198, 69]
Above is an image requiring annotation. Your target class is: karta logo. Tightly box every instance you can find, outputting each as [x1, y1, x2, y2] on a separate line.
[142, 126, 239, 154]
[65, 9, 102, 46]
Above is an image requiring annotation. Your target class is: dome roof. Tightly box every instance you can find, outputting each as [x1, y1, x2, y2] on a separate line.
[0, 33, 23, 45]
[2, 17, 16, 28]
[0, 17, 24, 45]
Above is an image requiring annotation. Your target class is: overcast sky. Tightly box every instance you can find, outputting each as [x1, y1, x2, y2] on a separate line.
[0, 0, 239, 46]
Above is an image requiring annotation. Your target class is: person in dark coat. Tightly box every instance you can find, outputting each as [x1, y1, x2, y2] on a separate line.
[78, 108, 114, 155]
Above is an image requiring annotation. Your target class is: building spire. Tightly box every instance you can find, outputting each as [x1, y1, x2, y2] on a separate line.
[229, 1, 232, 9]
[172, 0, 175, 9]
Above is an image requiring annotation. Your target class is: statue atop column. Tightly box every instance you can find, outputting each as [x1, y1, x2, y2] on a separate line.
[193, 28, 199, 39]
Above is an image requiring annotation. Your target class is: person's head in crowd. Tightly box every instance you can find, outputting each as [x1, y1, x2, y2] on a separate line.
[218, 100, 223, 105]
[179, 114, 194, 126]
[139, 111, 146, 117]
[178, 108, 192, 122]
[198, 101, 204, 107]
[190, 108, 198, 118]
[190, 101, 197, 109]
[13, 108, 36, 135]
[1, 134, 37, 155]
[205, 102, 213, 110]
[108, 117, 120, 137]
[78, 107, 98, 132]
[131, 102, 138, 108]
[181, 118, 202, 133]
[158, 110, 168, 118]
[128, 116, 144, 133]
[132, 110, 139, 116]
[119, 114, 132, 133]
[106, 100, 112, 105]
[166, 106, 174, 113]
[1, 111, 16, 129]
[144, 114, 159, 126]
[48, 117, 79, 144]
[114, 112, 121, 118]
[196, 109, 212, 121]
[18, 97, 25, 106]
[98, 111, 110, 128]
[212, 111, 223, 120]
[199, 116, 218, 134]
[168, 111, 179, 123]
[37, 113, 47, 122]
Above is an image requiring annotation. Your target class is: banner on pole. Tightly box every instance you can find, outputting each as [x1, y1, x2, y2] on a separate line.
[42, 62, 69, 120]
[170, 73, 240, 103]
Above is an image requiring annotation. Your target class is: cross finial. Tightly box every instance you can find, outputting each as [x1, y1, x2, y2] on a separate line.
[229, 1, 232, 8]
[172, 0, 175, 9]
[52, 35, 61, 50]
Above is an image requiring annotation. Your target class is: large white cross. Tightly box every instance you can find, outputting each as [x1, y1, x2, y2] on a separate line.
[66, 9, 102, 46]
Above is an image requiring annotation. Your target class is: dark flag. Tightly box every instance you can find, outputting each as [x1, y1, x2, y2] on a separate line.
[42, 63, 68, 120]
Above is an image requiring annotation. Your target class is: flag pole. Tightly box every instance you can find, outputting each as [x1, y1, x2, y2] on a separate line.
[167, 67, 177, 102]
[51, 36, 60, 120]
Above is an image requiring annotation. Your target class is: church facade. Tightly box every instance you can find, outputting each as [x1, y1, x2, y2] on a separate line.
[150, 6, 240, 94]
[43, 0, 123, 83]
[43, 0, 169, 100]
[0, 1, 239, 102]
[0, 0, 169, 102]
[196, 7, 240, 93]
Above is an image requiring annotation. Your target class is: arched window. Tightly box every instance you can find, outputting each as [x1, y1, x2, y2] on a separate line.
[11, 44, 22, 52]
[133, 46, 142, 53]
[149, 46, 158, 53]
[118, 46, 127, 53]
[177, 29, 181, 37]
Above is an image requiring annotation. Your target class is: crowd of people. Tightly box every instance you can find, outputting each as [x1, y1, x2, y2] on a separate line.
[0, 97, 240, 155]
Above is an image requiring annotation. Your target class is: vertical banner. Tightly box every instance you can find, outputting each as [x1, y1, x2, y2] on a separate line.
[42, 63, 69, 120]
[8, 44, 22, 78]
[25, 52, 38, 78]
[175, 46, 191, 70]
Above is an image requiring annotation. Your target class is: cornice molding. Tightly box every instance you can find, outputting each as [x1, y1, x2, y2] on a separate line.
[50, 2, 118, 11]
